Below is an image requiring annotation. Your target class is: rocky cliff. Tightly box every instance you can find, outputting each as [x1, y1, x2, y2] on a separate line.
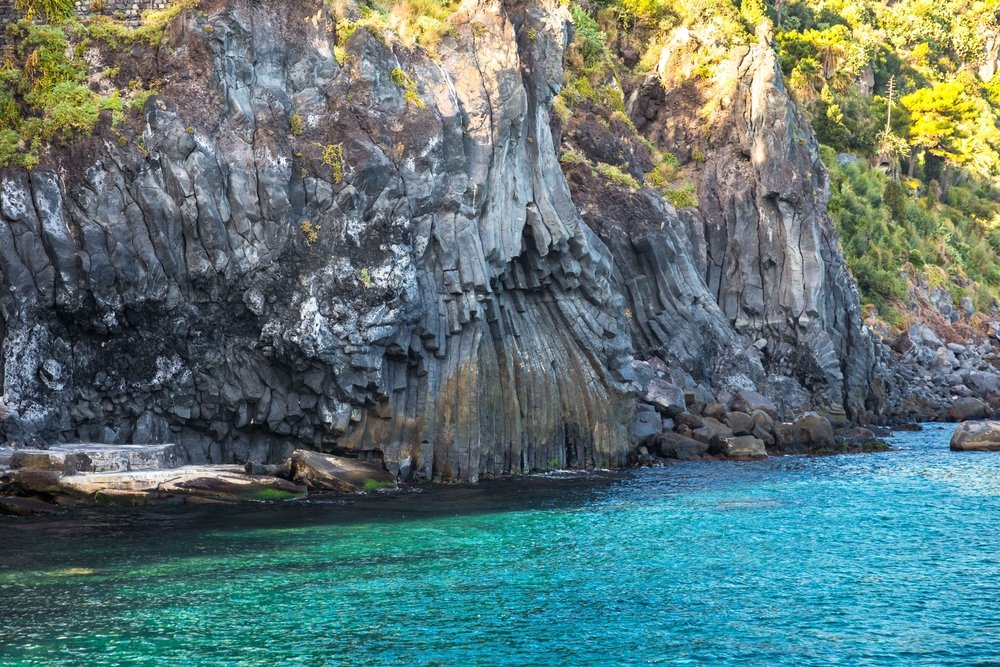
[0, 0, 891, 480]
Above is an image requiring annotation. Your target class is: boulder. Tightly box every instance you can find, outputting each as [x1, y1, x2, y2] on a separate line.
[963, 372, 999, 396]
[774, 412, 835, 452]
[653, 432, 709, 460]
[692, 427, 714, 444]
[750, 409, 775, 432]
[49, 443, 184, 473]
[723, 411, 755, 436]
[631, 409, 663, 443]
[244, 459, 293, 478]
[752, 424, 776, 447]
[833, 426, 885, 451]
[794, 412, 834, 447]
[702, 402, 727, 419]
[950, 420, 1000, 451]
[711, 435, 767, 459]
[702, 417, 734, 439]
[674, 411, 704, 429]
[643, 379, 687, 417]
[289, 449, 396, 492]
[730, 390, 778, 418]
[948, 397, 990, 422]
[157, 472, 306, 502]
[0, 496, 59, 516]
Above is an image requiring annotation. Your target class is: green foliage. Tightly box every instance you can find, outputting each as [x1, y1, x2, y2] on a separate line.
[559, 147, 589, 166]
[0, 21, 128, 168]
[299, 220, 320, 246]
[363, 478, 394, 491]
[595, 162, 640, 190]
[0, 130, 20, 168]
[14, 0, 73, 21]
[359, 267, 373, 288]
[901, 81, 981, 169]
[823, 144, 1000, 319]
[253, 488, 300, 501]
[320, 144, 344, 183]
[568, 3, 606, 67]
[85, 0, 200, 47]
[645, 151, 680, 191]
[773, 0, 1000, 324]
[390, 67, 425, 109]
[350, 0, 459, 52]
[776, 0, 1000, 181]
[665, 184, 698, 208]
[289, 113, 304, 136]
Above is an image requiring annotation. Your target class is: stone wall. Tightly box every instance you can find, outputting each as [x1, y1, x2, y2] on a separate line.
[0, 0, 172, 31]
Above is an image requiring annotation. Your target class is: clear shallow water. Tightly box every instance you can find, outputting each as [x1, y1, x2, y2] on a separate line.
[1, 423, 1000, 666]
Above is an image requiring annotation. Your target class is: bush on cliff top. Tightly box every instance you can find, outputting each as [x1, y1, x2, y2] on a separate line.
[822, 145, 1000, 323]
[0, 0, 180, 169]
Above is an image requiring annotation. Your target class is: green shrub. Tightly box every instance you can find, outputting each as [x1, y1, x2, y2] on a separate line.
[363, 478, 394, 491]
[665, 184, 698, 208]
[320, 144, 344, 183]
[595, 162, 640, 190]
[559, 148, 589, 166]
[14, 0, 73, 21]
[390, 67, 425, 109]
[568, 3, 606, 67]
[645, 151, 680, 191]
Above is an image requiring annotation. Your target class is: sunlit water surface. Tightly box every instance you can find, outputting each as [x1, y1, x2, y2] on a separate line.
[2, 423, 1000, 665]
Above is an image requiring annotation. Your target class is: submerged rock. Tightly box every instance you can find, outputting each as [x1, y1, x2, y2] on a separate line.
[950, 421, 1000, 452]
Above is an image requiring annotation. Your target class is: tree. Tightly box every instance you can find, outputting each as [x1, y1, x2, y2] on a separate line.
[901, 81, 976, 195]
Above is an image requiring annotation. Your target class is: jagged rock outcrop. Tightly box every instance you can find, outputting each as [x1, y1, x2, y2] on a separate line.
[0, 0, 890, 480]
[0, 0, 633, 481]
[629, 36, 886, 425]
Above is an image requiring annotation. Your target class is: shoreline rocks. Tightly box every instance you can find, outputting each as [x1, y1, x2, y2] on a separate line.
[0, 443, 396, 515]
[951, 421, 1000, 452]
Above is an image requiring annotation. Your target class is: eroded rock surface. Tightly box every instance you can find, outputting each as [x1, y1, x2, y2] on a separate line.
[0, 0, 898, 479]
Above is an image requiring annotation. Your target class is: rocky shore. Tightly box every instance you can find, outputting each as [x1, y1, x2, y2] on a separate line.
[0, 0, 998, 493]
[0, 443, 395, 515]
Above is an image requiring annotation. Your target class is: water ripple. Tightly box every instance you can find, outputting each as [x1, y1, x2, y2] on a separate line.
[1, 424, 1000, 665]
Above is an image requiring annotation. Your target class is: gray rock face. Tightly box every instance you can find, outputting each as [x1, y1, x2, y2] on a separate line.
[631, 41, 885, 424]
[0, 0, 633, 481]
[0, 0, 891, 481]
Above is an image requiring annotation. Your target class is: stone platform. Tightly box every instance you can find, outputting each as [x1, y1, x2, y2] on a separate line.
[0, 445, 395, 513]
[1, 443, 184, 474]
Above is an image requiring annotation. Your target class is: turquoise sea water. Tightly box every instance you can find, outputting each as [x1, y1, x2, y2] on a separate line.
[1, 423, 1000, 666]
